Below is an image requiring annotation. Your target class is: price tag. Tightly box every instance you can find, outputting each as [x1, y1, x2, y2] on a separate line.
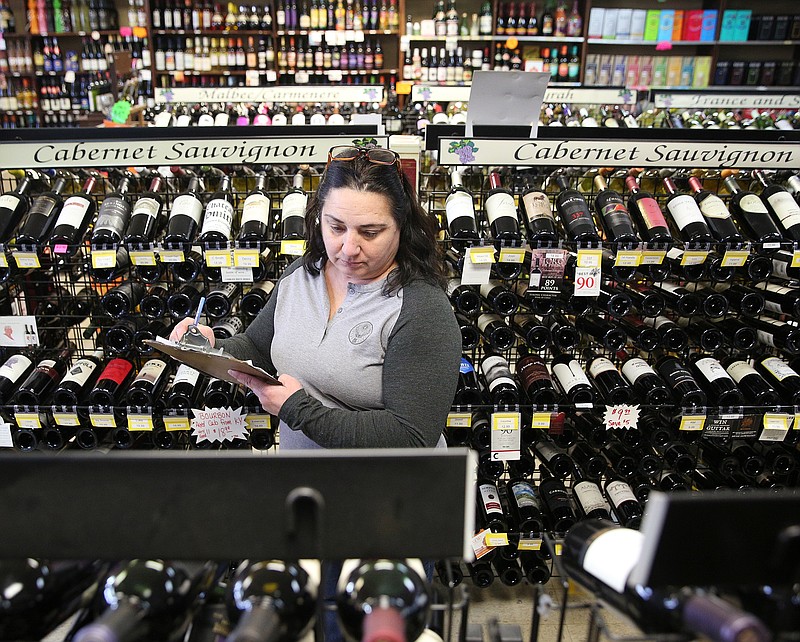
[614, 250, 641, 267]
[220, 266, 254, 282]
[576, 249, 602, 268]
[90, 412, 116, 428]
[205, 249, 233, 267]
[518, 538, 543, 551]
[164, 415, 191, 431]
[792, 250, 800, 268]
[129, 250, 157, 266]
[446, 412, 472, 428]
[91, 249, 117, 269]
[471, 529, 494, 559]
[14, 412, 41, 429]
[484, 532, 509, 547]
[554, 543, 563, 556]
[295, 71, 310, 84]
[246, 414, 271, 430]
[490, 411, 521, 461]
[761, 413, 792, 442]
[603, 404, 640, 430]
[498, 247, 526, 264]
[159, 249, 185, 263]
[467, 246, 496, 264]
[531, 412, 551, 430]
[0, 253, 7, 268]
[127, 414, 154, 431]
[640, 249, 666, 265]
[233, 248, 260, 268]
[0, 422, 12, 447]
[679, 413, 706, 431]
[681, 250, 709, 265]
[53, 411, 80, 426]
[13, 251, 40, 269]
[721, 249, 750, 267]
[280, 240, 306, 256]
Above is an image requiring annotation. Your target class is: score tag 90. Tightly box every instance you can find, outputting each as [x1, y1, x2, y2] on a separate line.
[574, 249, 602, 297]
[490, 412, 521, 461]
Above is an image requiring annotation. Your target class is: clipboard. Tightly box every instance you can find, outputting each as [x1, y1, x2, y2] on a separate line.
[144, 337, 281, 386]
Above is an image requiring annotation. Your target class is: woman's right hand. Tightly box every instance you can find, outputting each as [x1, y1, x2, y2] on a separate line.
[169, 317, 216, 348]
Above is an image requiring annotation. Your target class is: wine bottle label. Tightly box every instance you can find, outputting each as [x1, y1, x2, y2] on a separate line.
[201, 199, 234, 235]
[510, 481, 540, 509]
[761, 357, 796, 381]
[739, 193, 769, 215]
[767, 192, 800, 229]
[0, 354, 32, 382]
[634, 196, 668, 230]
[552, 360, 590, 392]
[133, 197, 160, 219]
[135, 359, 167, 385]
[478, 483, 503, 515]
[241, 193, 270, 225]
[694, 357, 731, 382]
[522, 191, 553, 222]
[214, 316, 245, 337]
[726, 360, 758, 384]
[99, 358, 134, 384]
[588, 357, 618, 379]
[28, 195, 57, 218]
[94, 197, 130, 236]
[171, 194, 203, 225]
[534, 440, 561, 463]
[518, 358, 551, 383]
[605, 480, 637, 507]
[698, 194, 731, 219]
[666, 194, 705, 229]
[621, 358, 656, 384]
[282, 191, 308, 220]
[0, 194, 21, 211]
[173, 363, 201, 387]
[756, 330, 776, 347]
[481, 355, 515, 391]
[459, 357, 474, 374]
[55, 195, 91, 229]
[657, 359, 694, 386]
[485, 191, 517, 224]
[574, 480, 606, 514]
[62, 358, 99, 386]
[559, 195, 593, 227]
[772, 257, 792, 280]
[476, 313, 500, 333]
[445, 192, 475, 227]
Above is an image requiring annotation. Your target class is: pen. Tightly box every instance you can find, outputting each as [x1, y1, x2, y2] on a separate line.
[193, 296, 206, 326]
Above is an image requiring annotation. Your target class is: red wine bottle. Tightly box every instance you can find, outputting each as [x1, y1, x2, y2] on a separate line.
[123, 175, 165, 246]
[654, 354, 706, 408]
[676, 316, 724, 353]
[593, 173, 639, 248]
[485, 172, 522, 249]
[100, 280, 146, 318]
[241, 281, 274, 318]
[618, 315, 661, 352]
[50, 173, 98, 255]
[520, 182, 558, 246]
[163, 175, 204, 251]
[754, 169, 800, 241]
[198, 174, 236, 246]
[576, 313, 626, 351]
[688, 176, 744, 247]
[0, 352, 35, 404]
[141, 285, 169, 319]
[625, 173, 672, 244]
[51, 349, 104, 407]
[205, 282, 238, 319]
[750, 314, 800, 354]
[447, 278, 481, 317]
[480, 279, 518, 315]
[722, 173, 783, 247]
[454, 356, 483, 406]
[90, 173, 134, 247]
[516, 345, 558, 405]
[550, 348, 594, 405]
[511, 314, 551, 351]
[722, 357, 780, 407]
[15, 175, 68, 247]
[281, 170, 308, 240]
[126, 358, 170, 408]
[554, 173, 600, 244]
[537, 466, 577, 533]
[505, 478, 545, 533]
[476, 313, 515, 351]
[445, 168, 480, 251]
[603, 476, 643, 528]
[237, 171, 272, 244]
[585, 349, 633, 405]
[760, 282, 800, 318]
[0, 171, 37, 242]
[12, 347, 71, 407]
[755, 356, 800, 405]
[572, 465, 613, 521]
[480, 352, 520, 406]
[88, 356, 135, 406]
[166, 363, 205, 411]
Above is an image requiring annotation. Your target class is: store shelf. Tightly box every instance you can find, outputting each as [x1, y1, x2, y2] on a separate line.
[509, 35, 583, 43]
[154, 28, 267, 36]
[586, 38, 715, 46]
[276, 29, 399, 36]
[407, 34, 494, 41]
[716, 40, 800, 46]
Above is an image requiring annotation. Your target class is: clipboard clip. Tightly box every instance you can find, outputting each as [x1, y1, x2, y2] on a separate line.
[177, 296, 223, 355]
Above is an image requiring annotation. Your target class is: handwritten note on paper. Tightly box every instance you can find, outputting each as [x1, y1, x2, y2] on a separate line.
[603, 404, 640, 430]
[191, 407, 249, 444]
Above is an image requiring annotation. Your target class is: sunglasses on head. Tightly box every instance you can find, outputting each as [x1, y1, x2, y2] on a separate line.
[326, 145, 401, 173]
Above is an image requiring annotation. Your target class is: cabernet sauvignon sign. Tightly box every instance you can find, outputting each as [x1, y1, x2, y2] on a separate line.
[0, 136, 389, 169]
[439, 138, 800, 169]
[155, 85, 384, 104]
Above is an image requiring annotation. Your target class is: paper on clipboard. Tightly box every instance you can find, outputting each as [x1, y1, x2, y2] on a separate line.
[144, 337, 281, 386]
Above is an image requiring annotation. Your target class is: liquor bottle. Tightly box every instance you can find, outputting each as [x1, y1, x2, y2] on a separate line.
[73, 560, 218, 642]
[554, 174, 600, 244]
[49, 173, 98, 254]
[722, 172, 784, 247]
[15, 175, 68, 247]
[125, 358, 170, 408]
[712, 283, 764, 318]
[281, 170, 308, 241]
[0, 171, 37, 242]
[512, 313, 550, 350]
[136, 319, 175, 356]
[754, 169, 800, 241]
[454, 356, 483, 405]
[237, 171, 271, 245]
[456, 313, 480, 351]
[520, 183, 558, 245]
[676, 316, 724, 353]
[480, 352, 520, 406]
[505, 478, 545, 533]
[480, 280, 518, 316]
[688, 176, 744, 247]
[754, 356, 800, 405]
[0, 352, 35, 404]
[537, 466, 577, 533]
[51, 349, 103, 407]
[445, 168, 480, 251]
[476, 313, 515, 351]
[713, 317, 757, 353]
[641, 316, 688, 352]
[226, 560, 318, 642]
[516, 345, 558, 405]
[576, 313, 626, 351]
[722, 357, 780, 407]
[750, 315, 800, 354]
[625, 173, 673, 245]
[603, 476, 643, 528]
[550, 348, 594, 405]
[336, 559, 430, 642]
[730, 441, 766, 478]
[198, 174, 235, 246]
[88, 356, 135, 406]
[140, 285, 169, 320]
[595, 286, 633, 318]
[485, 172, 522, 249]
[772, 249, 800, 281]
[12, 347, 71, 407]
[90, 173, 134, 247]
[593, 174, 639, 249]
[622, 285, 665, 319]
[572, 465, 613, 521]
[163, 176, 204, 251]
[617, 315, 660, 352]
[477, 480, 509, 532]
[662, 176, 714, 246]
[100, 281, 146, 318]
[584, 349, 632, 405]
[654, 354, 707, 408]
[123, 175, 165, 246]
[680, 283, 729, 319]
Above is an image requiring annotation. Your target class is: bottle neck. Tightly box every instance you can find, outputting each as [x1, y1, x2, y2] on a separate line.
[51, 177, 68, 195]
[723, 175, 741, 195]
[148, 175, 163, 193]
[624, 175, 640, 194]
[489, 171, 502, 190]
[593, 174, 609, 192]
[687, 176, 704, 194]
[753, 170, 770, 189]
[555, 175, 570, 192]
[450, 169, 464, 189]
[662, 176, 678, 196]
[291, 171, 305, 190]
[254, 172, 268, 192]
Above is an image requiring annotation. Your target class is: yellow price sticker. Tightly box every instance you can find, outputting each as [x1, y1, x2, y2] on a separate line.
[53, 412, 80, 427]
[681, 250, 709, 265]
[484, 532, 509, 547]
[576, 249, 602, 268]
[129, 251, 157, 266]
[554, 543, 563, 556]
[446, 412, 472, 428]
[205, 249, 233, 267]
[395, 81, 413, 95]
[531, 412, 551, 429]
[467, 246, 496, 264]
[127, 414, 154, 431]
[498, 247, 526, 264]
[679, 414, 706, 431]
[91, 249, 118, 269]
[159, 249, 185, 263]
[14, 413, 41, 429]
[721, 250, 750, 268]
[164, 416, 191, 431]
[0, 253, 8, 268]
[281, 240, 306, 256]
[233, 249, 260, 268]
[492, 412, 521, 432]
[517, 538, 543, 551]
[640, 249, 666, 265]
[792, 251, 800, 269]
[614, 250, 641, 267]
[246, 415, 272, 430]
[90, 413, 116, 428]
[13, 251, 41, 269]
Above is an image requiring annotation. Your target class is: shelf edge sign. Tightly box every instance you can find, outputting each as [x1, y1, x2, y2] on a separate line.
[0, 136, 389, 169]
[438, 137, 800, 169]
[653, 92, 800, 110]
[155, 85, 384, 104]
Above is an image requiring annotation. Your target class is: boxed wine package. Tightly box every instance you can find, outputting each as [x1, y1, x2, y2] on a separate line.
[630, 10, 647, 40]
[700, 10, 718, 41]
[602, 9, 619, 39]
[644, 10, 660, 41]
[682, 10, 703, 40]
[657, 10, 675, 42]
[616, 8, 633, 39]
[587, 8, 604, 38]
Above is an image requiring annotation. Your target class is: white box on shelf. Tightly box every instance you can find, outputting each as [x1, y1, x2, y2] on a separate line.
[616, 9, 633, 39]
[588, 8, 605, 38]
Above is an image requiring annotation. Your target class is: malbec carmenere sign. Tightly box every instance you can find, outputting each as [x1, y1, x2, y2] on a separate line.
[439, 138, 800, 169]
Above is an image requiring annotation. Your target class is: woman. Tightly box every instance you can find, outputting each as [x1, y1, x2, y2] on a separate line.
[171, 145, 461, 450]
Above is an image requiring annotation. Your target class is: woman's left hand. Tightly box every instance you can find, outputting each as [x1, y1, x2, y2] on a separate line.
[227, 370, 304, 415]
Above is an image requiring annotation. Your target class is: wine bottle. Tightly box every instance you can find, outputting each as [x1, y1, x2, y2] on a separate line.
[601, 249, 637, 283]
[676, 316, 724, 353]
[771, 249, 800, 281]
[511, 314, 551, 351]
[163, 175, 204, 251]
[454, 356, 483, 406]
[445, 168, 480, 251]
[104, 317, 148, 355]
[212, 316, 244, 341]
[722, 172, 784, 247]
[654, 354, 707, 408]
[198, 173, 236, 246]
[547, 310, 580, 351]
[456, 313, 481, 350]
[569, 439, 609, 479]
[135, 319, 174, 356]
[649, 281, 700, 317]
[485, 171, 522, 249]
[505, 478, 545, 533]
[480, 280, 518, 316]
[572, 464, 613, 521]
[576, 313, 626, 351]
[50, 173, 98, 255]
[51, 349, 103, 406]
[0, 171, 38, 243]
[466, 560, 494, 588]
[712, 317, 757, 352]
[12, 347, 71, 406]
[533, 434, 574, 479]
[100, 280, 146, 318]
[480, 352, 520, 406]
[204, 376, 244, 408]
[15, 175, 68, 247]
[520, 182, 558, 246]
[241, 281, 274, 318]
[722, 357, 780, 407]
[679, 283, 728, 319]
[688, 176, 744, 248]
[602, 439, 638, 478]
[554, 173, 600, 244]
[582, 350, 631, 405]
[595, 286, 633, 318]
[754, 356, 800, 405]
[617, 316, 661, 352]
[141, 285, 169, 319]
[447, 278, 481, 317]
[476, 313, 515, 351]
[740, 254, 773, 284]
[226, 560, 318, 642]
[665, 247, 707, 282]
[750, 315, 800, 353]
[168, 282, 204, 319]
[0, 352, 35, 404]
[516, 345, 559, 405]
[593, 173, 639, 249]
[730, 441, 766, 478]
[760, 282, 800, 318]
[492, 556, 524, 587]
[712, 283, 765, 318]
[623, 284, 665, 319]
[123, 175, 165, 246]
[662, 176, 714, 246]
[205, 282, 238, 319]
[603, 476, 643, 528]
[657, 439, 696, 477]
[754, 169, 800, 241]
[281, 170, 308, 241]
[537, 466, 577, 533]
[170, 249, 204, 283]
[126, 358, 170, 408]
[477, 480, 510, 532]
[336, 559, 430, 642]
[551, 348, 594, 405]
[88, 356, 135, 407]
[166, 363, 205, 411]
[519, 552, 551, 585]
[625, 173, 672, 244]
[236, 171, 272, 244]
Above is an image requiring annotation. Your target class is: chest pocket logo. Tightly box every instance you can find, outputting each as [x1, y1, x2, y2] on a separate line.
[349, 321, 373, 345]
